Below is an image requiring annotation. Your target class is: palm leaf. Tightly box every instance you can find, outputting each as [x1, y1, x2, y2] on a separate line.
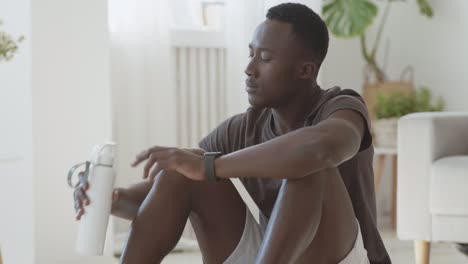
[417, 0, 433, 17]
[322, 0, 378, 38]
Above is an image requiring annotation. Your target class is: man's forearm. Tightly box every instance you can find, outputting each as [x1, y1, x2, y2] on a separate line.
[215, 126, 334, 180]
[213, 111, 363, 180]
[111, 181, 153, 220]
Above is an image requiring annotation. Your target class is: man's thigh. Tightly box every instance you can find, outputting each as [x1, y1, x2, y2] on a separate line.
[189, 178, 247, 264]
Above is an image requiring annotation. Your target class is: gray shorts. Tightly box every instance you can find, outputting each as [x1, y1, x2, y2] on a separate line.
[223, 208, 369, 264]
[223, 208, 264, 264]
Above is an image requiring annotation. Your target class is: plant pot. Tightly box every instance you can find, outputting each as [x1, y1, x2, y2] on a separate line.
[363, 81, 414, 120]
[373, 118, 398, 148]
[362, 66, 415, 120]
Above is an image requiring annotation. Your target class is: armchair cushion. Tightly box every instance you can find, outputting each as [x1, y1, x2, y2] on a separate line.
[430, 156, 468, 215]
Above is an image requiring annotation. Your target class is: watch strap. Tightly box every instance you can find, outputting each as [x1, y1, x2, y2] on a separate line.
[204, 152, 222, 182]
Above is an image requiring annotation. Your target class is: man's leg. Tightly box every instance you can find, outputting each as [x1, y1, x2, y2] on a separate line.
[119, 170, 246, 264]
[256, 167, 357, 264]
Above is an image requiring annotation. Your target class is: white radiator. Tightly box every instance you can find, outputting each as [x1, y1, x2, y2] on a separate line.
[173, 45, 228, 245]
[174, 46, 227, 148]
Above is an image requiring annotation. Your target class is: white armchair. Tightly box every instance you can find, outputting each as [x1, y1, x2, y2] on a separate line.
[397, 112, 468, 264]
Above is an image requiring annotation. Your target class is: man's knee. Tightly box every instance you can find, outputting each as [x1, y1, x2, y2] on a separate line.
[153, 170, 195, 198]
[190, 179, 245, 213]
[282, 167, 339, 187]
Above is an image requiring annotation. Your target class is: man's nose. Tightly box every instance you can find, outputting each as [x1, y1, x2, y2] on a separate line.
[244, 60, 256, 77]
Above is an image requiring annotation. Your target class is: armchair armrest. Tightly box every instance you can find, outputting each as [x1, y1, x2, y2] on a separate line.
[397, 112, 468, 241]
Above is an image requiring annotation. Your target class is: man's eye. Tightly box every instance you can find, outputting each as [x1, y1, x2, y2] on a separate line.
[248, 54, 253, 58]
[261, 53, 272, 61]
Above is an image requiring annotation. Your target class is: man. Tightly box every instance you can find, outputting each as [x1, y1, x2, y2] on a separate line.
[74, 3, 391, 263]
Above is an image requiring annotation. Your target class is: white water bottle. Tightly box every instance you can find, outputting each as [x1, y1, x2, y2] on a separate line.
[75, 142, 116, 255]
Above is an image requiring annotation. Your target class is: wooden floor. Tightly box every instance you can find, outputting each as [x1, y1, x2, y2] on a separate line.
[86, 217, 468, 264]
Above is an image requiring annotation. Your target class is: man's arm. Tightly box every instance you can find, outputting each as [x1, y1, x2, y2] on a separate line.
[130, 109, 367, 182]
[215, 109, 366, 180]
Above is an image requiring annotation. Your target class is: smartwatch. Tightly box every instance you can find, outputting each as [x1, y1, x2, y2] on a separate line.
[203, 152, 223, 182]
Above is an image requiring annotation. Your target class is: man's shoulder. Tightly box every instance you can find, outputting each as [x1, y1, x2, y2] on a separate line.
[318, 86, 373, 152]
[321, 86, 364, 103]
[307, 86, 366, 123]
[317, 86, 367, 114]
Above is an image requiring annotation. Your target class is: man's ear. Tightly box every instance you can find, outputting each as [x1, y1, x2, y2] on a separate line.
[298, 62, 318, 80]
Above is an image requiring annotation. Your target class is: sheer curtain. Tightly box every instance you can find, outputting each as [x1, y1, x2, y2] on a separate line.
[225, 0, 264, 116]
[108, 0, 178, 244]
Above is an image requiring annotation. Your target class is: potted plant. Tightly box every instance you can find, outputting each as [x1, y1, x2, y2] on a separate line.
[373, 87, 444, 148]
[0, 19, 24, 62]
[321, 0, 434, 121]
[322, 0, 433, 82]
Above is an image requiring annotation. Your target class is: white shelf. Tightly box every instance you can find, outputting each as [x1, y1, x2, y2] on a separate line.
[170, 27, 226, 48]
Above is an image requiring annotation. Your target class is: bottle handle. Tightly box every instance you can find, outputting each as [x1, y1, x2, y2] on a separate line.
[67, 161, 90, 189]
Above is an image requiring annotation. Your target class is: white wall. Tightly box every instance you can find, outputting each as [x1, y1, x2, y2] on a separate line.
[320, 0, 468, 215]
[0, 0, 34, 263]
[31, 0, 112, 263]
[1, 0, 113, 263]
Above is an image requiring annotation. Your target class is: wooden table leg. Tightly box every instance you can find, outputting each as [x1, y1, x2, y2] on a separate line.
[374, 155, 385, 192]
[391, 155, 398, 229]
[415, 240, 431, 264]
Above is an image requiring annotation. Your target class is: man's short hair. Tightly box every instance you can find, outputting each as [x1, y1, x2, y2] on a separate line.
[266, 3, 329, 67]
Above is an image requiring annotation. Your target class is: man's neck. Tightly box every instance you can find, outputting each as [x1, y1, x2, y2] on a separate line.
[271, 84, 322, 135]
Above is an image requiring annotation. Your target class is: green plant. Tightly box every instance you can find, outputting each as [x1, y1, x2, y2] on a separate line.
[0, 19, 24, 62]
[322, 0, 433, 82]
[374, 87, 444, 119]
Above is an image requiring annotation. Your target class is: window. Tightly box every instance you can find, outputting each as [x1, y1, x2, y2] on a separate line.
[169, 0, 226, 30]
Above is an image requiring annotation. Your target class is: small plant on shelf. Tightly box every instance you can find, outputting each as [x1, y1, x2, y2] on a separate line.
[0, 19, 24, 62]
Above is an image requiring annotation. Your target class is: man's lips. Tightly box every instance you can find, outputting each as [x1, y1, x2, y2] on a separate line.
[245, 85, 257, 94]
[245, 81, 258, 93]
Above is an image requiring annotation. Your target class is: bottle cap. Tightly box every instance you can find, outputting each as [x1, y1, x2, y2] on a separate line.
[98, 142, 116, 166]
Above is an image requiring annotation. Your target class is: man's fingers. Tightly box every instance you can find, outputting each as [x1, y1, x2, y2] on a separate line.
[79, 188, 89, 205]
[131, 150, 150, 167]
[143, 154, 159, 179]
[131, 146, 173, 167]
[73, 189, 82, 210]
[146, 151, 175, 179]
[80, 183, 90, 205]
[74, 173, 89, 221]
[74, 197, 82, 212]
[148, 162, 166, 181]
[112, 189, 120, 202]
[74, 197, 84, 221]
[74, 187, 89, 211]
[76, 208, 84, 220]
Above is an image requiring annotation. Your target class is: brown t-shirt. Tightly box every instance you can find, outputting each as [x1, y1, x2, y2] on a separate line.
[199, 86, 391, 264]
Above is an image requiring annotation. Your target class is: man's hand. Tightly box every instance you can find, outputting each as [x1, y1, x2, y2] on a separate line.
[131, 147, 206, 182]
[73, 171, 120, 220]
